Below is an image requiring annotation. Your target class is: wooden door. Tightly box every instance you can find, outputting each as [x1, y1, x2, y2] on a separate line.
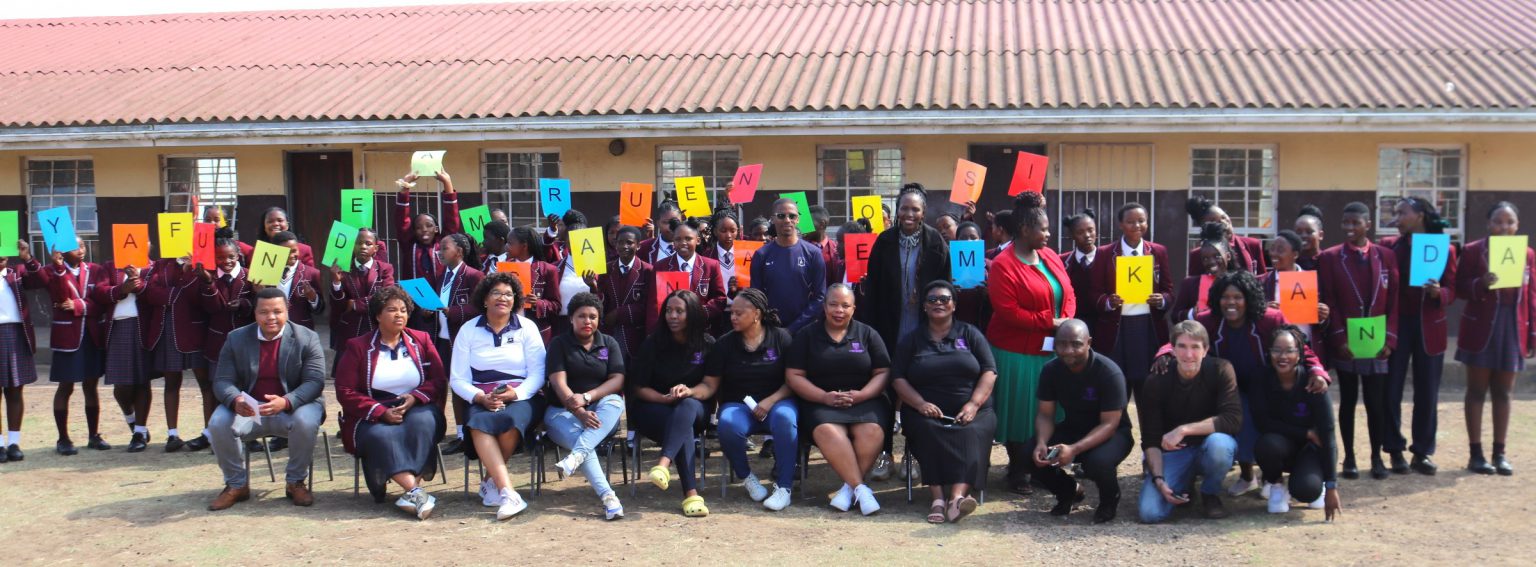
[286, 151, 353, 246]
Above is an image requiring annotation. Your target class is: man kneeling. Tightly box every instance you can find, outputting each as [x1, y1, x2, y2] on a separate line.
[207, 288, 328, 511]
[1138, 320, 1242, 523]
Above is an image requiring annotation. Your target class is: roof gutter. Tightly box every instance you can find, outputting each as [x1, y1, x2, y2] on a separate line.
[1, 109, 1534, 150]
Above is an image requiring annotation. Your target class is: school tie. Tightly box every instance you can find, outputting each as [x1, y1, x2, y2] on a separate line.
[722, 251, 733, 265]
[220, 274, 233, 286]
[442, 269, 455, 294]
[1131, 249, 1140, 256]
[619, 264, 629, 276]
[680, 261, 690, 273]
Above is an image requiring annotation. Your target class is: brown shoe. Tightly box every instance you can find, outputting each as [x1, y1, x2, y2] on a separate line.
[208, 486, 251, 511]
[286, 481, 314, 507]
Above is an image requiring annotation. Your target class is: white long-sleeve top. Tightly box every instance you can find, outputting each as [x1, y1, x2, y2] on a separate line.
[450, 313, 546, 403]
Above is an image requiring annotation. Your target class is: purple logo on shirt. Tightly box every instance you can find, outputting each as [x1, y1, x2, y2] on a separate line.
[691, 351, 704, 364]
[764, 348, 778, 362]
[1083, 387, 1098, 401]
[597, 348, 609, 361]
[1294, 402, 1310, 418]
[955, 338, 969, 351]
[850, 341, 865, 353]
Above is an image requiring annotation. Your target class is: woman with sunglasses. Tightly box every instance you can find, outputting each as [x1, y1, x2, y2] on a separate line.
[891, 280, 997, 524]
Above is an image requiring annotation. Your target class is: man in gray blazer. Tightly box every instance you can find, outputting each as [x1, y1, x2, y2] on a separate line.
[207, 288, 328, 511]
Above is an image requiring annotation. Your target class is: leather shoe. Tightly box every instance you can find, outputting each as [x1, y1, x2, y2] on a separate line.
[1410, 453, 1438, 475]
[1201, 494, 1229, 519]
[246, 439, 267, 452]
[1389, 451, 1410, 474]
[1468, 454, 1496, 475]
[1494, 454, 1514, 476]
[164, 435, 185, 453]
[6, 444, 23, 461]
[1341, 455, 1358, 479]
[286, 481, 314, 506]
[127, 432, 148, 453]
[1093, 491, 1120, 524]
[1370, 456, 1390, 480]
[56, 439, 78, 456]
[0, 445, 7, 463]
[208, 485, 251, 511]
[268, 437, 289, 451]
[87, 434, 112, 451]
[184, 435, 210, 452]
[441, 437, 465, 455]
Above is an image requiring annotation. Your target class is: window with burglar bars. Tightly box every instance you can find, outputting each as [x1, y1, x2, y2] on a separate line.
[817, 146, 904, 225]
[657, 147, 739, 212]
[1376, 146, 1466, 242]
[163, 156, 239, 226]
[1188, 146, 1278, 250]
[25, 158, 102, 260]
[482, 150, 561, 229]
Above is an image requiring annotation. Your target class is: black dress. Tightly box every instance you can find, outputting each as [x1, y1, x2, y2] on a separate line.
[892, 322, 998, 487]
[787, 320, 892, 429]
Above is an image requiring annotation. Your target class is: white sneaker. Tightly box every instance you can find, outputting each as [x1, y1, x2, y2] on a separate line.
[869, 452, 892, 481]
[1307, 492, 1326, 509]
[395, 490, 419, 516]
[1228, 476, 1259, 497]
[1267, 483, 1290, 513]
[479, 477, 500, 507]
[415, 491, 437, 520]
[742, 473, 769, 502]
[601, 491, 624, 520]
[854, 484, 881, 516]
[1260, 482, 1272, 499]
[764, 486, 792, 511]
[556, 450, 587, 478]
[829, 484, 853, 512]
[496, 487, 527, 520]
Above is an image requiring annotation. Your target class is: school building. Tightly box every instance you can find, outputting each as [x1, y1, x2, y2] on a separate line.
[1, 0, 1533, 283]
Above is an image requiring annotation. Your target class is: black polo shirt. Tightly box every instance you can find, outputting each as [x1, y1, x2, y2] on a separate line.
[1038, 352, 1132, 440]
[891, 321, 996, 409]
[631, 332, 715, 394]
[787, 320, 890, 392]
[707, 326, 793, 404]
[546, 331, 625, 393]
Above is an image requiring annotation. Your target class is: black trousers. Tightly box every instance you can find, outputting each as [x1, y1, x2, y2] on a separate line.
[1254, 433, 1327, 503]
[1386, 316, 1444, 456]
[1034, 427, 1134, 502]
[1338, 371, 1389, 457]
[630, 398, 707, 492]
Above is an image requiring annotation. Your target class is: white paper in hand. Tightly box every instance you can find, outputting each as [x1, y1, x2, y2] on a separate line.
[743, 396, 759, 411]
[1041, 337, 1055, 352]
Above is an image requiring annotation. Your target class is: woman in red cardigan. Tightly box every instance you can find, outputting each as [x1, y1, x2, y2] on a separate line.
[1456, 202, 1535, 476]
[986, 191, 1075, 495]
[335, 287, 447, 516]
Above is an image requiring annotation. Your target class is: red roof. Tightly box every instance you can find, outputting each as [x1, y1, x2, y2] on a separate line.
[1, 0, 1534, 127]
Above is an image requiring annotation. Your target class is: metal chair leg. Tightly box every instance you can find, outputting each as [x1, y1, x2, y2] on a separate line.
[322, 430, 334, 481]
[354, 456, 362, 496]
[630, 434, 641, 498]
[436, 445, 449, 485]
[262, 437, 276, 482]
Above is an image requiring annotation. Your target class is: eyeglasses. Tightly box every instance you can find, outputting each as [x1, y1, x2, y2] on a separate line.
[1269, 348, 1300, 356]
[489, 291, 518, 300]
[925, 295, 954, 305]
[774, 213, 799, 220]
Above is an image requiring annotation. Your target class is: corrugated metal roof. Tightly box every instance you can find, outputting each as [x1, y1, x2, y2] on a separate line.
[1, 0, 1534, 127]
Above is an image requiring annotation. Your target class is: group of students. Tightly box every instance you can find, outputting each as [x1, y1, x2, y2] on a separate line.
[3, 167, 1530, 526]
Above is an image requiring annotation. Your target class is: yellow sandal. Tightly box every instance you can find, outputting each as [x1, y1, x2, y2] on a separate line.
[681, 494, 709, 517]
[648, 466, 671, 491]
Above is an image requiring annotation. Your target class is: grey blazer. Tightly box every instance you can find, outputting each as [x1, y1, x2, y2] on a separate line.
[213, 323, 328, 412]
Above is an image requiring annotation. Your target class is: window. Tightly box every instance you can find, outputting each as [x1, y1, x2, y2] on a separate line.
[817, 146, 904, 223]
[1189, 146, 1277, 241]
[1377, 146, 1465, 239]
[27, 158, 98, 235]
[482, 149, 561, 228]
[656, 147, 739, 210]
[163, 156, 238, 225]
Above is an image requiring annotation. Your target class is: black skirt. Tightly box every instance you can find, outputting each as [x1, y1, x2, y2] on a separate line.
[356, 405, 446, 502]
[803, 397, 892, 431]
[901, 405, 997, 487]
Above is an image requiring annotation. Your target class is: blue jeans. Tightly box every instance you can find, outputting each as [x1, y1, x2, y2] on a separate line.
[543, 394, 624, 497]
[1138, 432, 1237, 524]
[718, 399, 799, 488]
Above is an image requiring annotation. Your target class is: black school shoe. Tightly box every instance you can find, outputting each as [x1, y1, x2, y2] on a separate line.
[1370, 455, 1390, 480]
[164, 435, 185, 453]
[1410, 454, 1438, 475]
[268, 437, 289, 451]
[127, 432, 148, 453]
[1342, 455, 1360, 479]
[87, 434, 112, 451]
[1389, 451, 1410, 474]
[441, 437, 465, 455]
[56, 439, 78, 456]
[183, 435, 210, 452]
[1468, 454, 1496, 475]
[6, 444, 22, 461]
[1093, 491, 1120, 524]
[1494, 454, 1514, 476]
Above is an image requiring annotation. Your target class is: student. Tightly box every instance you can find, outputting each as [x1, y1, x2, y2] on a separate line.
[750, 198, 827, 333]
[1060, 209, 1100, 334]
[1294, 205, 1326, 271]
[951, 221, 992, 331]
[698, 208, 743, 301]
[1251, 326, 1342, 518]
[629, 290, 716, 517]
[0, 242, 41, 462]
[239, 207, 315, 267]
[1138, 321, 1242, 523]
[553, 210, 597, 334]
[479, 221, 512, 273]
[1033, 320, 1132, 524]
[1456, 202, 1534, 476]
[30, 237, 110, 455]
[636, 201, 683, 265]
[141, 251, 212, 452]
[589, 226, 654, 359]
[1086, 202, 1172, 402]
[1317, 202, 1399, 480]
[201, 239, 255, 374]
[1260, 230, 1330, 363]
[985, 209, 1015, 261]
[651, 220, 728, 334]
[544, 292, 628, 520]
[935, 212, 961, 242]
[328, 228, 398, 353]
[426, 233, 483, 456]
[744, 216, 771, 243]
[394, 169, 462, 282]
[94, 258, 155, 452]
[1381, 197, 1457, 475]
[1170, 222, 1239, 325]
[706, 288, 797, 510]
[502, 225, 561, 343]
[263, 231, 325, 330]
[602, 215, 623, 260]
[1185, 196, 1266, 276]
[805, 205, 839, 277]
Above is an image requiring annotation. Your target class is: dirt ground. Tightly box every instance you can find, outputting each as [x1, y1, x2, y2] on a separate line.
[1, 384, 1532, 566]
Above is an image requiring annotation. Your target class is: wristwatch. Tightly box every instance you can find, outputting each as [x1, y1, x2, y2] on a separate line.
[1324, 480, 1338, 490]
[581, 392, 591, 404]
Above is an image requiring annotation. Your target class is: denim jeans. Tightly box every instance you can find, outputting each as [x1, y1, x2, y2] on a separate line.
[543, 394, 623, 497]
[718, 399, 799, 488]
[1138, 432, 1237, 523]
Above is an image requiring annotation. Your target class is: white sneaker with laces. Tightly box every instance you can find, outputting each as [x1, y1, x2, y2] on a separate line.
[479, 477, 500, 507]
[601, 491, 624, 520]
[1267, 483, 1290, 513]
[496, 487, 528, 520]
[829, 484, 853, 512]
[1307, 492, 1326, 509]
[742, 473, 769, 502]
[854, 484, 881, 516]
[764, 486, 792, 511]
[556, 450, 587, 478]
[415, 491, 437, 520]
[1260, 481, 1272, 499]
[1228, 476, 1259, 497]
[395, 489, 420, 516]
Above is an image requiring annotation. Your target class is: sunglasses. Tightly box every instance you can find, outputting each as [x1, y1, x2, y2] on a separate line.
[774, 212, 799, 220]
[925, 295, 954, 305]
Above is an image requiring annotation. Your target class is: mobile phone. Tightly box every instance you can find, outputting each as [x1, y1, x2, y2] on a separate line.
[1044, 445, 1062, 464]
[382, 397, 407, 408]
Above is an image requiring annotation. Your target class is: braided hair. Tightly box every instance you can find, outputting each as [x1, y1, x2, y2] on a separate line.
[733, 287, 782, 328]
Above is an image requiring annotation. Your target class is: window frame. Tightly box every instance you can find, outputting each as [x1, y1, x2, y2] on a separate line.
[24, 155, 100, 259]
[655, 145, 741, 210]
[815, 143, 906, 228]
[480, 147, 563, 229]
[1187, 144, 1280, 242]
[1374, 144, 1467, 241]
[161, 153, 240, 226]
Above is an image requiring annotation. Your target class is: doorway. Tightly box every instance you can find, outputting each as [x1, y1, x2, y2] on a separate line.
[966, 143, 1049, 240]
[286, 151, 354, 248]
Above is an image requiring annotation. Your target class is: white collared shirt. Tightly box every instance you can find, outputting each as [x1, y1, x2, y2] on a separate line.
[557, 258, 587, 316]
[1118, 238, 1151, 317]
[372, 342, 421, 396]
[1074, 248, 1096, 267]
[655, 240, 675, 262]
[258, 323, 288, 342]
[450, 314, 547, 403]
[716, 244, 736, 280]
[486, 253, 508, 272]
[437, 264, 464, 340]
[0, 269, 21, 324]
[616, 256, 636, 275]
[218, 264, 243, 280]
